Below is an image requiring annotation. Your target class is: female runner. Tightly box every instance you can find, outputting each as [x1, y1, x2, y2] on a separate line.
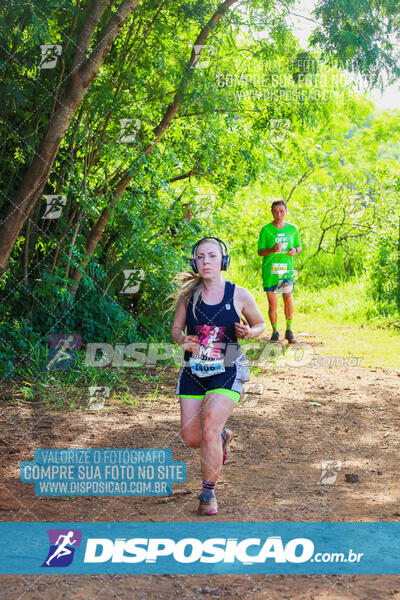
[170, 237, 265, 515]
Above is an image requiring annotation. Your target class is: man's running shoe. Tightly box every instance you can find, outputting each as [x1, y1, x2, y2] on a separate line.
[197, 491, 218, 516]
[221, 428, 233, 465]
[285, 329, 296, 344]
[270, 331, 279, 342]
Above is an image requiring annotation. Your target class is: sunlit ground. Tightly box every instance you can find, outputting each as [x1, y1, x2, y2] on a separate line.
[295, 312, 400, 370]
[251, 287, 400, 371]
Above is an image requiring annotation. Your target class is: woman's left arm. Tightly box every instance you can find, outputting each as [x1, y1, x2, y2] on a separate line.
[234, 288, 266, 340]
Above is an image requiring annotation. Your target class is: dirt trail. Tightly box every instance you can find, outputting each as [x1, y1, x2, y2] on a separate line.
[1, 338, 400, 598]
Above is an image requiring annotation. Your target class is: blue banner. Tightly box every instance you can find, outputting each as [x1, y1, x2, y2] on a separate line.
[0, 522, 399, 574]
[20, 449, 186, 496]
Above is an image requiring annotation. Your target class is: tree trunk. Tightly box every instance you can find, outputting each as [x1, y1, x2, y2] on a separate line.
[68, 0, 239, 293]
[69, 190, 122, 294]
[0, 0, 140, 280]
[50, 207, 78, 275]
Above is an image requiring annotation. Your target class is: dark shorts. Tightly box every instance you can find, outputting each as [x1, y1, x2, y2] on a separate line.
[176, 355, 250, 401]
[264, 278, 295, 293]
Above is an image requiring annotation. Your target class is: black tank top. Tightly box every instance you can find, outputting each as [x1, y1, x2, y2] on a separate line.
[184, 280, 242, 368]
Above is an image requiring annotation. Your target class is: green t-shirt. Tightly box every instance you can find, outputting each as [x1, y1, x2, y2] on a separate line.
[258, 221, 301, 288]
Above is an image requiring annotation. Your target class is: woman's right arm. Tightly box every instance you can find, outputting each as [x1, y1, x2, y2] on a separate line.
[171, 299, 200, 352]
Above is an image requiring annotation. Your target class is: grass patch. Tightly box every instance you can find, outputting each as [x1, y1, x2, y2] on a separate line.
[250, 277, 400, 370]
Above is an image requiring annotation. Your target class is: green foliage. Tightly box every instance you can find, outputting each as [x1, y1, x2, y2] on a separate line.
[0, 319, 43, 380]
[296, 277, 376, 324]
[366, 222, 400, 320]
[1, 0, 400, 388]
[311, 0, 400, 87]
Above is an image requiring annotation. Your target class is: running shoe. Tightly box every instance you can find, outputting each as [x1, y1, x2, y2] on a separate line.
[270, 331, 279, 342]
[197, 491, 218, 516]
[221, 428, 233, 465]
[285, 329, 296, 344]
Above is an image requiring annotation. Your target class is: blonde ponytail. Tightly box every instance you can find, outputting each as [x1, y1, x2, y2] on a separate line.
[164, 271, 203, 316]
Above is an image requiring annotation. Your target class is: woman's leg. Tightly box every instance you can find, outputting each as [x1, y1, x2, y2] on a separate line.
[180, 396, 203, 447]
[200, 391, 236, 483]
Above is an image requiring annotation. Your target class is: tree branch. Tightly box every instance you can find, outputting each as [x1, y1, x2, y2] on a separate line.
[169, 168, 196, 183]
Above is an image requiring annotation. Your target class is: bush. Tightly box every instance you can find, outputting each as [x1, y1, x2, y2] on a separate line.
[0, 318, 43, 380]
[366, 230, 400, 320]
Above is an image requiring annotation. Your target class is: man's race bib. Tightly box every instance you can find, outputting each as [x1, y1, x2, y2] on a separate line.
[271, 262, 288, 275]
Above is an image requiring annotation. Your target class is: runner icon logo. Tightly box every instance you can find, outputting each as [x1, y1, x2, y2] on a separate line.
[42, 529, 82, 567]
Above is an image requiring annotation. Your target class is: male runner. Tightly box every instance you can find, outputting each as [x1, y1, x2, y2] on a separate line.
[257, 200, 302, 343]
